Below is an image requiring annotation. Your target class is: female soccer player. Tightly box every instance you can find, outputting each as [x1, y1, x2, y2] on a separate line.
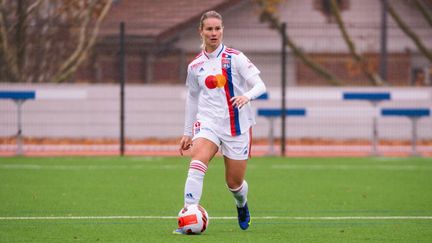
[175, 10, 266, 233]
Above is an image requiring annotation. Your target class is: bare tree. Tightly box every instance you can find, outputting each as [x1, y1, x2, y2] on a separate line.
[0, 0, 112, 83]
[255, 0, 342, 85]
[329, 0, 384, 86]
[255, 0, 432, 86]
[388, 0, 432, 62]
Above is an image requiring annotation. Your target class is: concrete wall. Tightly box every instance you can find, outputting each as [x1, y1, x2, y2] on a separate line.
[1, 84, 431, 141]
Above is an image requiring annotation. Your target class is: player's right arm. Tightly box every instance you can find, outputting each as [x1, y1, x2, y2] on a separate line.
[179, 135, 192, 156]
[180, 66, 199, 155]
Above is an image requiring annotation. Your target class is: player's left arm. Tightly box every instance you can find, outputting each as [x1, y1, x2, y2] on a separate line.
[230, 52, 266, 108]
[231, 74, 266, 108]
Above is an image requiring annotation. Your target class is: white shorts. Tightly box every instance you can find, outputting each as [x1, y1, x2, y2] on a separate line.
[192, 121, 251, 160]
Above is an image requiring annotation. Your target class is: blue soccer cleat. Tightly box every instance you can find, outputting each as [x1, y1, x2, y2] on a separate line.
[172, 228, 184, 235]
[236, 202, 251, 230]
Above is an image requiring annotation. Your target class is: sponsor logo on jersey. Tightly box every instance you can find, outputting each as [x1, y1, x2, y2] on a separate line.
[222, 58, 231, 69]
[193, 121, 201, 135]
[205, 74, 226, 89]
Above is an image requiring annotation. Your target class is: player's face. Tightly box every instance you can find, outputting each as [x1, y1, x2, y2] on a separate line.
[200, 18, 223, 53]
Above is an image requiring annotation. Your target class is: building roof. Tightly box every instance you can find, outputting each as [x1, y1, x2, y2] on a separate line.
[100, 0, 241, 41]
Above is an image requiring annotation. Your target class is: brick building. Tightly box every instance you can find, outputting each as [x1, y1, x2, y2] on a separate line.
[75, 0, 432, 86]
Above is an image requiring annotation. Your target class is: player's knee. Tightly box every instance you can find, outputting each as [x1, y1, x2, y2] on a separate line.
[226, 178, 243, 191]
[190, 149, 214, 164]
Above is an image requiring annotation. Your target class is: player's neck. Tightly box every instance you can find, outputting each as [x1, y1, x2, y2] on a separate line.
[205, 43, 223, 54]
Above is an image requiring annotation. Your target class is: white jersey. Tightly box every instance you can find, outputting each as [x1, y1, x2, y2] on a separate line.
[184, 44, 262, 137]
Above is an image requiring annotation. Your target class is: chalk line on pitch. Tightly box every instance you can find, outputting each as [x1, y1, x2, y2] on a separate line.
[1, 215, 432, 220]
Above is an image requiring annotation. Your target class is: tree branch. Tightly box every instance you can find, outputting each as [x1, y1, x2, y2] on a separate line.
[388, 2, 432, 62]
[413, 0, 432, 27]
[255, 0, 342, 85]
[330, 0, 384, 86]
[26, 0, 43, 16]
[51, 0, 97, 81]
[15, 0, 27, 80]
[0, 0, 18, 82]
[51, 0, 112, 83]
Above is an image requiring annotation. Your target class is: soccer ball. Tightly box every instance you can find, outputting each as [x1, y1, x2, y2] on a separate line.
[177, 204, 209, 234]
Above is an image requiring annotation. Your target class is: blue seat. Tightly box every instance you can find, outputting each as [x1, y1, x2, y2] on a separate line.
[257, 108, 306, 117]
[343, 92, 390, 101]
[381, 108, 430, 117]
[380, 108, 430, 156]
[257, 108, 306, 155]
[0, 91, 35, 100]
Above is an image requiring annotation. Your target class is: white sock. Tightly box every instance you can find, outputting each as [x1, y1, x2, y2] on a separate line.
[184, 160, 207, 206]
[229, 180, 248, 207]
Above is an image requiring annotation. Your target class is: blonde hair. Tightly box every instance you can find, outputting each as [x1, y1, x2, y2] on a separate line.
[199, 10, 223, 49]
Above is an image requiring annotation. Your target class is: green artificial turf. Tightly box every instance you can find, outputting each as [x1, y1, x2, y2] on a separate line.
[1, 156, 431, 242]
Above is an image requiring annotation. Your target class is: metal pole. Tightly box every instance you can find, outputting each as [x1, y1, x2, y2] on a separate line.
[281, 22, 287, 157]
[269, 118, 275, 155]
[119, 22, 126, 156]
[379, 0, 388, 82]
[15, 99, 25, 156]
[411, 117, 420, 156]
[371, 101, 379, 156]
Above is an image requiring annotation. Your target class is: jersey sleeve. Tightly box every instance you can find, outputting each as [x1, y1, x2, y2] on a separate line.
[237, 52, 260, 82]
[243, 74, 266, 101]
[183, 66, 199, 137]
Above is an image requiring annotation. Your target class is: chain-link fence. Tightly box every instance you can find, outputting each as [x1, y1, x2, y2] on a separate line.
[1, 0, 431, 156]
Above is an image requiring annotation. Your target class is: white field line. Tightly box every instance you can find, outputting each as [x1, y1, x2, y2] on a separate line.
[0, 216, 432, 221]
[1, 144, 432, 153]
[0, 164, 181, 170]
[271, 164, 432, 171]
[1, 164, 432, 171]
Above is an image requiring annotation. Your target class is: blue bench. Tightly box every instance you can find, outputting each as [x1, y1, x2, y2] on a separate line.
[256, 92, 394, 156]
[0, 91, 36, 100]
[381, 108, 430, 117]
[343, 92, 392, 156]
[257, 108, 306, 117]
[257, 108, 306, 155]
[0, 91, 37, 155]
[1, 90, 86, 155]
[257, 90, 430, 156]
[343, 92, 391, 101]
[381, 108, 430, 156]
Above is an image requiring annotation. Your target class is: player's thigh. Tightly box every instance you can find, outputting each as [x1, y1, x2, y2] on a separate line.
[190, 137, 219, 164]
[220, 131, 250, 188]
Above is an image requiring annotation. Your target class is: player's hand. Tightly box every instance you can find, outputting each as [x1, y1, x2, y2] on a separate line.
[179, 135, 192, 156]
[230, 96, 250, 109]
